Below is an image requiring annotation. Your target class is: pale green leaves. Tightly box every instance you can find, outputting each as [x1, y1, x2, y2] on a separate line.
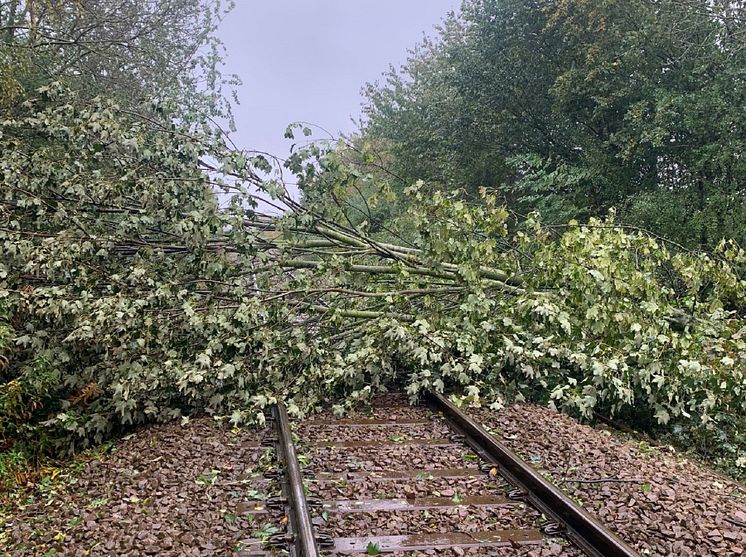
[2, 79, 745, 463]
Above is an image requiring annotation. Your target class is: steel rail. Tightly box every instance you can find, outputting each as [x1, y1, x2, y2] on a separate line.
[428, 392, 641, 557]
[273, 402, 320, 557]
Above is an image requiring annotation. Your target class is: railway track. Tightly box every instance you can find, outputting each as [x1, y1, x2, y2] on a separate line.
[251, 393, 640, 557]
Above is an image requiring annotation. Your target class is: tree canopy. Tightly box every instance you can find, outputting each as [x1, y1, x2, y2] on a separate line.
[361, 0, 746, 248]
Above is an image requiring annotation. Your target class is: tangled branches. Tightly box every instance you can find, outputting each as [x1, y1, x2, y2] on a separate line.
[0, 85, 744, 461]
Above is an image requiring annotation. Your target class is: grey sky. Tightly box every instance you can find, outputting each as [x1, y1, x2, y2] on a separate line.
[219, 0, 460, 160]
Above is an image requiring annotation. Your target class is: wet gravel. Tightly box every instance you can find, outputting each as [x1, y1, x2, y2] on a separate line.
[469, 404, 746, 557]
[307, 444, 473, 474]
[343, 549, 575, 557]
[2, 418, 281, 556]
[298, 421, 452, 442]
[5, 394, 741, 557]
[321, 505, 542, 537]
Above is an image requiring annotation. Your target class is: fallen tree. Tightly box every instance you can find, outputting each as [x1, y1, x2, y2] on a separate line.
[1, 85, 744, 482]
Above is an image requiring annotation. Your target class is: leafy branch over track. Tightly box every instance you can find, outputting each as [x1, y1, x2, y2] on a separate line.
[0, 85, 744, 472]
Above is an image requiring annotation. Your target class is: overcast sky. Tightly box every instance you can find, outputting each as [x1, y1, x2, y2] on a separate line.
[218, 0, 460, 160]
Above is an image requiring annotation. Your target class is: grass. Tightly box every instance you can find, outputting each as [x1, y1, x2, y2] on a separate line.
[0, 441, 115, 527]
[0, 447, 33, 491]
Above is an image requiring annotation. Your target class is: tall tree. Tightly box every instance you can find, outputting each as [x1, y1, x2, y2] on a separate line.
[0, 0, 236, 119]
[361, 0, 746, 247]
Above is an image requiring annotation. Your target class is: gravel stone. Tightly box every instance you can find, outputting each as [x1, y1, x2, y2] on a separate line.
[302, 395, 583, 557]
[468, 403, 746, 557]
[6, 394, 740, 557]
[3, 418, 281, 556]
[309, 475, 512, 500]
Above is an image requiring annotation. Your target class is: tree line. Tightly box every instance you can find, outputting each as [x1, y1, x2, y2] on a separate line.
[356, 0, 746, 249]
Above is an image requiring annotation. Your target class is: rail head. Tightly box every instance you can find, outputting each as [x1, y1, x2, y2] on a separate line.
[428, 392, 641, 557]
[273, 402, 320, 557]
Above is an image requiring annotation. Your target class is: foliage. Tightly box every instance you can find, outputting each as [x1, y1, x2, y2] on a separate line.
[1, 77, 745, 471]
[0, 447, 29, 488]
[0, 0, 241, 482]
[0, 1, 743, 485]
[1, 83, 276, 452]
[361, 0, 746, 248]
[0, 302, 10, 369]
[0, 0, 237, 120]
[662, 413, 746, 481]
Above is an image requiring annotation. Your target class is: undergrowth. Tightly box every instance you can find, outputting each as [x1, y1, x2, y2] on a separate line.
[662, 416, 746, 482]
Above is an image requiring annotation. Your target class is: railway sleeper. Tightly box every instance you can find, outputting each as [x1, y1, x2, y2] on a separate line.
[271, 396, 642, 557]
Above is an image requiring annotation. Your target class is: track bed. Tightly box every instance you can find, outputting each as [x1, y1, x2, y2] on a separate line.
[293, 394, 588, 556]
